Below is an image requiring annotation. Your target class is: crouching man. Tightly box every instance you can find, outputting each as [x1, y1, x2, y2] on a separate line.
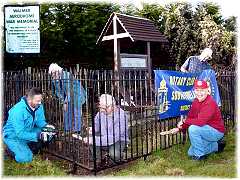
[3, 87, 56, 163]
[83, 94, 129, 162]
[170, 80, 225, 160]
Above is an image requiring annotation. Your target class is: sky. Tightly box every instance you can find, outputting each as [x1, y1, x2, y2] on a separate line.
[2, 0, 238, 18]
[116, 0, 238, 18]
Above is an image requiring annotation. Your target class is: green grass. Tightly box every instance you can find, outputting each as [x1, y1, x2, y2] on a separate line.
[3, 131, 236, 177]
[109, 131, 236, 177]
[3, 155, 68, 176]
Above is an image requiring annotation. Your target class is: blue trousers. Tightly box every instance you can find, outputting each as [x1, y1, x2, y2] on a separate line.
[188, 125, 224, 157]
[3, 138, 43, 163]
[64, 106, 81, 132]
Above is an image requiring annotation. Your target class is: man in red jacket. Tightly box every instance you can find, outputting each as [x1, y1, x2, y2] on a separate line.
[170, 79, 225, 160]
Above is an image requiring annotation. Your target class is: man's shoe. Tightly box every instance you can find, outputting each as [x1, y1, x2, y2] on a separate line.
[217, 138, 226, 153]
[191, 155, 207, 161]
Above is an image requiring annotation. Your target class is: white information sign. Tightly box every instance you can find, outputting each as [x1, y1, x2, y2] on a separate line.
[120, 53, 148, 69]
[120, 57, 147, 68]
[5, 5, 40, 53]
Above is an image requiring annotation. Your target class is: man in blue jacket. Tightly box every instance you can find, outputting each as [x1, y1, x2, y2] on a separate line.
[48, 63, 86, 132]
[3, 87, 56, 163]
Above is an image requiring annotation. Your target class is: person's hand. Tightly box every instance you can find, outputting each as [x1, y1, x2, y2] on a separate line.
[72, 134, 93, 144]
[180, 67, 188, 73]
[83, 137, 93, 144]
[177, 121, 184, 129]
[39, 131, 56, 142]
[72, 134, 83, 140]
[63, 103, 68, 111]
[83, 137, 87, 143]
[88, 127, 92, 135]
[170, 128, 180, 134]
[178, 116, 186, 129]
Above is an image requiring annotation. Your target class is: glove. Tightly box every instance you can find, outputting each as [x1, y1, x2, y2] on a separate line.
[40, 124, 56, 142]
[42, 124, 56, 133]
[39, 131, 56, 142]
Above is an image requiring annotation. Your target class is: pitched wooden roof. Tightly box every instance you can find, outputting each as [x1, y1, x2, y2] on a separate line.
[96, 12, 168, 44]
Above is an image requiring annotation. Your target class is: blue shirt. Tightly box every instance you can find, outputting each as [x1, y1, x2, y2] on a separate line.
[181, 56, 212, 73]
[51, 71, 86, 107]
[3, 97, 47, 142]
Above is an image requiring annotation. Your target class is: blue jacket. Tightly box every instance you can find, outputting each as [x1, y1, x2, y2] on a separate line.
[3, 97, 47, 142]
[52, 71, 86, 107]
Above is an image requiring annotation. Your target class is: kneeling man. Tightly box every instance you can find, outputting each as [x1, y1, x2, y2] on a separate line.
[171, 80, 225, 160]
[3, 87, 56, 163]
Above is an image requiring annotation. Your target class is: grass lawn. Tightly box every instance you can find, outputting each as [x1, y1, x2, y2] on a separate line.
[3, 131, 236, 177]
[109, 131, 236, 177]
[3, 155, 68, 176]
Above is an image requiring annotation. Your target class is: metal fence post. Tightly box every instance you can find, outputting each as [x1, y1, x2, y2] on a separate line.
[90, 82, 97, 175]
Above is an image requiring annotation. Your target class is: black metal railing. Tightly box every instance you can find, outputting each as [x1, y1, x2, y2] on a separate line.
[2, 67, 235, 174]
[216, 70, 236, 130]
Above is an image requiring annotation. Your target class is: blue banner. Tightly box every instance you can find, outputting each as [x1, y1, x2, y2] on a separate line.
[154, 69, 221, 119]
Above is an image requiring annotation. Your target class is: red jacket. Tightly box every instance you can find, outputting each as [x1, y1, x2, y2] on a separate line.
[181, 95, 225, 133]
